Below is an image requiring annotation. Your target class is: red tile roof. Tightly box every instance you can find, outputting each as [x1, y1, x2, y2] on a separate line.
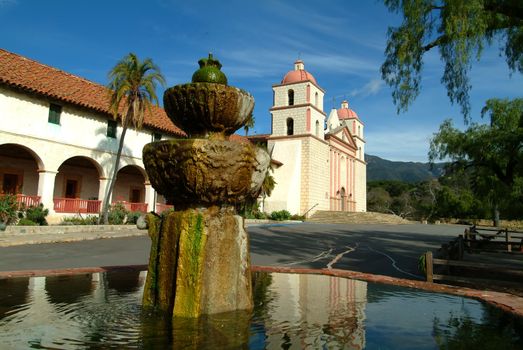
[0, 48, 185, 136]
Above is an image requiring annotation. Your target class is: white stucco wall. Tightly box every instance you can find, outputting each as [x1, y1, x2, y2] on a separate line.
[300, 137, 330, 215]
[354, 159, 367, 212]
[264, 139, 302, 214]
[0, 86, 174, 221]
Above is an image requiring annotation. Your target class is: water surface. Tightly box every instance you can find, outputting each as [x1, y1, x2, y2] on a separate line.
[0, 270, 521, 349]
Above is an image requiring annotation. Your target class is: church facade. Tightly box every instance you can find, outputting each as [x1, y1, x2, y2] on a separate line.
[263, 60, 366, 216]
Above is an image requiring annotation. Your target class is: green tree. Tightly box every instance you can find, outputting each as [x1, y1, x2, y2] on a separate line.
[100, 53, 165, 224]
[367, 186, 392, 212]
[382, 0, 523, 119]
[429, 98, 523, 222]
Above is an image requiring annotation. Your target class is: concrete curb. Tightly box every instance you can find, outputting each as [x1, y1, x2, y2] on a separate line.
[4, 224, 140, 235]
[0, 229, 147, 247]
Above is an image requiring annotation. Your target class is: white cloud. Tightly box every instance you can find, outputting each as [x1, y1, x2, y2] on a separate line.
[350, 78, 383, 98]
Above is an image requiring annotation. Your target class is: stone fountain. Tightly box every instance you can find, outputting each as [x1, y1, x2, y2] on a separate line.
[141, 54, 270, 318]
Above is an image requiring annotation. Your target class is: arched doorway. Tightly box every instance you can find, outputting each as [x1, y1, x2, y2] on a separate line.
[113, 165, 148, 213]
[0, 143, 43, 207]
[340, 187, 346, 211]
[53, 156, 102, 213]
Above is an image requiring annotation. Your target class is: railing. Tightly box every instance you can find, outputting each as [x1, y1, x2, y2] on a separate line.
[16, 194, 41, 208]
[329, 197, 356, 212]
[53, 198, 101, 213]
[113, 201, 148, 213]
[155, 203, 174, 214]
[302, 203, 319, 218]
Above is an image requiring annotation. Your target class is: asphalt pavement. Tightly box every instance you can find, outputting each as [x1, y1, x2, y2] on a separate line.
[0, 222, 466, 281]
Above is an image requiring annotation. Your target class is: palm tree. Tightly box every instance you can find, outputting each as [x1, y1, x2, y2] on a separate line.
[100, 53, 165, 224]
[260, 167, 276, 212]
[244, 112, 255, 136]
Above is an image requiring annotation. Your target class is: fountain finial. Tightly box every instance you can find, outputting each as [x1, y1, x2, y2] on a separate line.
[192, 53, 227, 85]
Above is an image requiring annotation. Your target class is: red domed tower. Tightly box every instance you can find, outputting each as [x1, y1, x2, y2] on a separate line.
[270, 60, 326, 138]
[327, 100, 365, 161]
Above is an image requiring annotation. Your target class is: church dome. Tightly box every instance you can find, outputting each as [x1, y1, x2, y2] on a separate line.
[337, 100, 359, 120]
[281, 60, 317, 85]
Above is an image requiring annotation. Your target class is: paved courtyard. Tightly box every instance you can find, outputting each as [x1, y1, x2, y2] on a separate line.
[0, 222, 465, 280]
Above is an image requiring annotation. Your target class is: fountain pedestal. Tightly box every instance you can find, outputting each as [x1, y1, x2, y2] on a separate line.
[142, 54, 269, 318]
[143, 206, 252, 317]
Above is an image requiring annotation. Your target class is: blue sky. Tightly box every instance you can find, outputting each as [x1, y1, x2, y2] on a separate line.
[1, 0, 521, 161]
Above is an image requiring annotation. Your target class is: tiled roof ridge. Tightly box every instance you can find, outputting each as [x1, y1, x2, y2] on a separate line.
[0, 48, 185, 136]
[0, 48, 104, 89]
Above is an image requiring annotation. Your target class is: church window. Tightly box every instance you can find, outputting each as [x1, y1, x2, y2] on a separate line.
[358, 125, 361, 136]
[48, 103, 62, 125]
[107, 120, 117, 138]
[315, 120, 320, 137]
[315, 92, 319, 106]
[286, 118, 294, 135]
[288, 89, 294, 106]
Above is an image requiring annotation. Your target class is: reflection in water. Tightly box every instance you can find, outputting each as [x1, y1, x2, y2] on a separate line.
[433, 307, 523, 350]
[0, 270, 521, 349]
[263, 273, 367, 349]
[0, 277, 29, 319]
[45, 274, 93, 304]
[106, 269, 141, 294]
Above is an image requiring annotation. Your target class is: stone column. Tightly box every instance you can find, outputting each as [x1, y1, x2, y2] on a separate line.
[144, 182, 155, 213]
[37, 170, 57, 214]
[98, 177, 110, 203]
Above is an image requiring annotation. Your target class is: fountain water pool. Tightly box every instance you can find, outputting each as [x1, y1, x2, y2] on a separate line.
[1, 269, 522, 349]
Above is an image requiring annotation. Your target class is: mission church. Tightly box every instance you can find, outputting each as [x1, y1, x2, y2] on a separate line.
[259, 60, 367, 215]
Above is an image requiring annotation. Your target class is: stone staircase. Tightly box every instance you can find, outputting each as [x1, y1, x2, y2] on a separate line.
[307, 211, 411, 225]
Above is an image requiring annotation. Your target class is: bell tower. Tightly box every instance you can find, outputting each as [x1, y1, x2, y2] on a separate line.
[270, 60, 326, 139]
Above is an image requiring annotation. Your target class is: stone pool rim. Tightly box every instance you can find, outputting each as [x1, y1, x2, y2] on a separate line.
[1, 264, 522, 318]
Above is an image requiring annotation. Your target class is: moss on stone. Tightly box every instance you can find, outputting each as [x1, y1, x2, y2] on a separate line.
[173, 209, 208, 318]
[142, 213, 161, 308]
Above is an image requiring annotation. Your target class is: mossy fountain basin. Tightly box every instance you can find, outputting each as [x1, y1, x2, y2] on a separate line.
[163, 83, 254, 138]
[142, 138, 270, 206]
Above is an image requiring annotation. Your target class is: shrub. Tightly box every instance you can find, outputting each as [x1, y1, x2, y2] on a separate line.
[18, 218, 37, 226]
[126, 211, 142, 224]
[24, 204, 49, 226]
[254, 211, 268, 219]
[0, 193, 18, 225]
[290, 214, 305, 221]
[61, 215, 99, 225]
[108, 202, 129, 225]
[270, 210, 291, 221]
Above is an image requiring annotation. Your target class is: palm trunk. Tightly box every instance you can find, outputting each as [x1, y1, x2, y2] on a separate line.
[100, 117, 130, 224]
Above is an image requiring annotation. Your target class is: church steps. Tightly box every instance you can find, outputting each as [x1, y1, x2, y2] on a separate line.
[307, 211, 411, 225]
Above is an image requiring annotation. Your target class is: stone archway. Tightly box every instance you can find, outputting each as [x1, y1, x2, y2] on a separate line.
[53, 156, 103, 214]
[113, 165, 148, 212]
[0, 143, 44, 207]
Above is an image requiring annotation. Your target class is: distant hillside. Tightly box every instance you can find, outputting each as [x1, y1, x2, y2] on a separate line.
[365, 154, 445, 183]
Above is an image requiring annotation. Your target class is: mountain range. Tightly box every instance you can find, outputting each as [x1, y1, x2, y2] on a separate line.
[365, 154, 445, 183]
